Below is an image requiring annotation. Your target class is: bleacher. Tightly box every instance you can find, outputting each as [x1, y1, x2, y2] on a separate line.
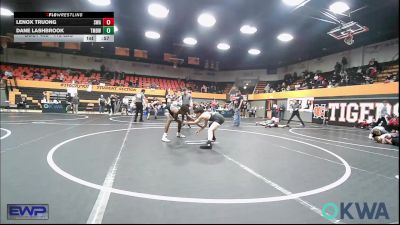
[254, 81, 267, 93]
[0, 63, 233, 93]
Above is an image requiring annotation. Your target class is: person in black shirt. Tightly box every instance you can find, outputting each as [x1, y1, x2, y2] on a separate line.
[109, 94, 117, 115]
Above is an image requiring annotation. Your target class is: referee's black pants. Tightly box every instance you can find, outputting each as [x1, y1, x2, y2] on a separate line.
[287, 110, 305, 126]
[134, 102, 143, 122]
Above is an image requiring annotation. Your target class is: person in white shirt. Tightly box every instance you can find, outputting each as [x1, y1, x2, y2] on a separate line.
[134, 89, 147, 122]
[5, 70, 13, 79]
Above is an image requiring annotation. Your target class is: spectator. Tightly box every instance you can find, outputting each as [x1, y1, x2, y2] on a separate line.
[59, 73, 64, 82]
[264, 83, 270, 93]
[388, 115, 399, 131]
[100, 64, 105, 77]
[17, 96, 27, 109]
[341, 57, 348, 73]
[385, 73, 399, 83]
[98, 94, 106, 114]
[375, 100, 390, 130]
[334, 62, 342, 74]
[366, 59, 381, 80]
[5, 70, 13, 79]
[33, 71, 42, 80]
[71, 95, 79, 114]
[201, 84, 208, 93]
[232, 91, 243, 127]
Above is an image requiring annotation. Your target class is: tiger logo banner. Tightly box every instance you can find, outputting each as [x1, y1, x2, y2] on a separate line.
[313, 104, 327, 119]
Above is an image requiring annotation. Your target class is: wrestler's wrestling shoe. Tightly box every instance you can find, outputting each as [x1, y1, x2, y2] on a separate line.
[162, 134, 171, 142]
[176, 132, 186, 138]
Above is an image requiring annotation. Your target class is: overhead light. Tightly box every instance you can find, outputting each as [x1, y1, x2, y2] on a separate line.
[282, 0, 305, 6]
[183, 37, 197, 46]
[145, 31, 160, 39]
[240, 25, 257, 34]
[246, 83, 249, 85]
[114, 25, 118, 32]
[148, 3, 169, 18]
[329, 2, 350, 14]
[88, 0, 111, 6]
[248, 48, 261, 55]
[217, 43, 230, 50]
[101, 46, 104, 49]
[197, 13, 216, 27]
[277, 33, 294, 42]
[244, 86, 247, 89]
[0, 8, 14, 16]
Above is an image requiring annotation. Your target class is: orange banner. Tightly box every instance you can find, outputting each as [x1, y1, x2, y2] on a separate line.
[134, 49, 148, 59]
[188, 57, 200, 65]
[115, 47, 130, 56]
[42, 42, 59, 48]
[15, 79, 166, 96]
[164, 53, 176, 62]
[15, 79, 228, 100]
[64, 42, 80, 50]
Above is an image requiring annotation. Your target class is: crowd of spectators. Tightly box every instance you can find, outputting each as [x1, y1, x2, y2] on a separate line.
[260, 58, 398, 93]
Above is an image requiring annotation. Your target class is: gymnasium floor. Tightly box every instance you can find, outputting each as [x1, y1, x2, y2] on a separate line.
[0, 112, 398, 224]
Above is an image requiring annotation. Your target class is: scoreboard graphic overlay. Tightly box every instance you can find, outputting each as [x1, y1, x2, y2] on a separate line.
[14, 12, 114, 42]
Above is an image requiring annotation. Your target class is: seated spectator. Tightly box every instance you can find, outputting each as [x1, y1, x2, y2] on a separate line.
[41, 96, 47, 103]
[33, 71, 43, 80]
[5, 70, 13, 79]
[200, 84, 208, 93]
[388, 115, 399, 132]
[385, 74, 399, 83]
[59, 73, 64, 82]
[366, 59, 381, 80]
[281, 82, 286, 91]
[17, 97, 27, 109]
[356, 119, 371, 129]
[334, 62, 342, 74]
[264, 83, 270, 93]
[286, 85, 291, 91]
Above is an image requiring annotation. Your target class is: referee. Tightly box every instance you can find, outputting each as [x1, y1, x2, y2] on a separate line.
[181, 88, 193, 127]
[286, 100, 305, 127]
[134, 89, 146, 122]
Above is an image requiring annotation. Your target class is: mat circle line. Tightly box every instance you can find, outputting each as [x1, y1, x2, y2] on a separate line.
[47, 127, 351, 204]
[0, 128, 12, 140]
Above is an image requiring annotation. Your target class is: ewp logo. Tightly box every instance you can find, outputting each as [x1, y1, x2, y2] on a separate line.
[322, 202, 389, 220]
[7, 204, 49, 220]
